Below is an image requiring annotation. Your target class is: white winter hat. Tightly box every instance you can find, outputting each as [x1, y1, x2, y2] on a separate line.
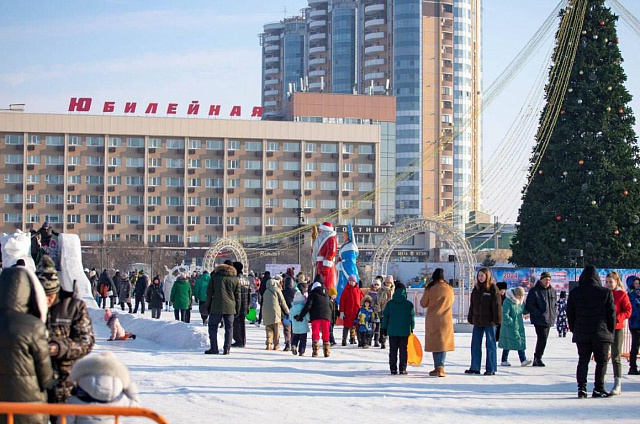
[71, 351, 131, 388]
[293, 291, 306, 303]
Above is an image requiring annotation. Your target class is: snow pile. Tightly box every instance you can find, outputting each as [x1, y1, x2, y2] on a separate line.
[1, 230, 36, 271]
[58, 233, 93, 300]
[88, 308, 210, 349]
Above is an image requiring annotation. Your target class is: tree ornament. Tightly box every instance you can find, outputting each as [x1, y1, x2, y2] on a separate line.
[623, 190, 629, 196]
[633, 177, 638, 183]
[568, 88, 573, 93]
[619, 108, 625, 114]
[561, 238, 567, 243]
[579, 70, 584, 75]
[604, 38, 609, 43]
[581, 183, 589, 191]
[607, 106, 612, 112]
[608, 86, 613, 91]
[627, 243, 632, 248]
[632, 215, 640, 224]
[556, 215, 562, 221]
[538, 170, 544, 175]
[616, 38, 619, 43]
[589, 72, 598, 81]
[614, 229, 620, 235]
[562, 171, 568, 176]
[593, 35, 598, 40]
[591, 200, 597, 205]
[578, 159, 584, 165]
[582, 30, 587, 35]
[560, 110, 566, 115]
[600, 20, 606, 26]
[577, 99, 583, 104]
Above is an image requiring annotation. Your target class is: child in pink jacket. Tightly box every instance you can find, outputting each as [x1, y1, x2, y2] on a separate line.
[104, 309, 136, 341]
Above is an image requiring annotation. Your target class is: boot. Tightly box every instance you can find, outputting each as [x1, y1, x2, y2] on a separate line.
[342, 327, 349, 346]
[323, 342, 331, 358]
[629, 366, 640, 375]
[273, 344, 279, 351]
[374, 337, 380, 348]
[312, 340, 319, 357]
[609, 377, 621, 396]
[429, 366, 446, 377]
[592, 389, 609, 398]
[265, 343, 271, 350]
[284, 343, 291, 352]
[349, 327, 357, 343]
[291, 345, 297, 356]
[578, 384, 588, 399]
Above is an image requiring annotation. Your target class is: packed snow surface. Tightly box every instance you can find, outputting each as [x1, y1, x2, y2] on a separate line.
[90, 308, 639, 423]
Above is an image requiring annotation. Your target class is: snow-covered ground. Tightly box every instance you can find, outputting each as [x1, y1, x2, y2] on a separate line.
[89, 307, 639, 423]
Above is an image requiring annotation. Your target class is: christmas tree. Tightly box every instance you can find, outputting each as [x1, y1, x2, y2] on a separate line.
[511, 0, 640, 268]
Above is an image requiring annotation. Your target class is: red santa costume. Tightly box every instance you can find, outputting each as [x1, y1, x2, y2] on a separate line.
[312, 222, 338, 291]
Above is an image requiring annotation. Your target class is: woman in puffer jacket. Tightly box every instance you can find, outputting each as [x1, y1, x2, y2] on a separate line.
[66, 352, 140, 423]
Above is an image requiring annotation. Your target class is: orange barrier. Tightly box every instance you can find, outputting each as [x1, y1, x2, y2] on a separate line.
[0, 402, 169, 424]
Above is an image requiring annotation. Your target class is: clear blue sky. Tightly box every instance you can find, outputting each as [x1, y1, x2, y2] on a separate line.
[2, 0, 639, 220]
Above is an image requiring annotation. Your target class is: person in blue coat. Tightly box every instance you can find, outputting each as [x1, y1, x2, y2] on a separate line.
[289, 291, 310, 356]
[628, 277, 640, 374]
[335, 225, 359, 304]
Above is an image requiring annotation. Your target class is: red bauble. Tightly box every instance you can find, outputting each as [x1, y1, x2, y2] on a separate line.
[614, 229, 620, 235]
[600, 21, 606, 26]
[619, 108, 625, 114]
[560, 110, 566, 115]
[556, 215, 562, 221]
[578, 160, 584, 165]
[623, 190, 629, 196]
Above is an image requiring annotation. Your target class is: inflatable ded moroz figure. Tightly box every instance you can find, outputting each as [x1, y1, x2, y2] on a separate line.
[311, 222, 338, 291]
[336, 224, 359, 303]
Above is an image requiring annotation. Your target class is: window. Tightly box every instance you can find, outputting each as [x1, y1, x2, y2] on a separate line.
[29, 135, 41, 145]
[282, 217, 298, 227]
[126, 196, 144, 205]
[321, 181, 337, 190]
[245, 160, 262, 170]
[343, 181, 354, 191]
[321, 144, 337, 154]
[343, 144, 354, 154]
[148, 177, 161, 186]
[206, 139, 223, 150]
[304, 180, 316, 190]
[227, 198, 239, 207]
[108, 215, 121, 224]
[304, 199, 316, 208]
[282, 198, 298, 208]
[264, 161, 278, 171]
[305, 162, 317, 171]
[343, 163, 354, 173]
[227, 160, 239, 169]
[228, 140, 240, 150]
[86, 156, 103, 166]
[283, 142, 300, 152]
[283, 180, 300, 190]
[109, 137, 122, 147]
[107, 196, 121, 205]
[85, 195, 103, 204]
[149, 138, 162, 148]
[26, 214, 40, 223]
[283, 161, 300, 171]
[86, 137, 104, 146]
[27, 174, 41, 183]
[148, 234, 161, 243]
[68, 156, 81, 165]
[188, 139, 202, 149]
[359, 181, 374, 192]
[442, 156, 453, 165]
[45, 214, 62, 224]
[188, 216, 200, 225]
[442, 114, 452, 123]
[165, 196, 183, 206]
[166, 177, 183, 187]
[166, 158, 184, 168]
[189, 178, 201, 187]
[4, 154, 23, 164]
[148, 157, 161, 167]
[109, 157, 122, 167]
[244, 198, 261, 207]
[85, 175, 103, 185]
[266, 180, 279, 189]
[265, 217, 278, 226]
[266, 141, 279, 152]
[228, 179, 239, 188]
[27, 155, 41, 165]
[321, 162, 337, 172]
[26, 194, 39, 203]
[166, 139, 184, 149]
[244, 216, 260, 226]
[358, 163, 374, 173]
[67, 195, 81, 204]
[165, 216, 183, 225]
[358, 200, 373, 209]
[46, 136, 64, 146]
[126, 234, 143, 243]
[188, 197, 201, 206]
[126, 176, 143, 186]
[206, 197, 222, 207]
[45, 175, 64, 184]
[4, 194, 22, 203]
[5, 134, 23, 145]
[245, 141, 262, 151]
[4, 174, 22, 183]
[148, 215, 160, 225]
[321, 199, 337, 209]
[126, 157, 144, 167]
[67, 214, 81, 223]
[68, 175, 80, 184]
[226, 216, 239, 225]
[165, 234, 183, 243]
[205, 178, 223, 188]
[266, 198, 278, 207]
[244, 179, 261, 189]
[206, 216, 222, 225]
[4, 213, 22, 223]
[305, 143, 317, 153]
[126, 138, 144, 148]
[85, 214, 103, 224]
[206, 159, 223, 169]
[188, 159, 201, 168]
[359, 144, 374, 155]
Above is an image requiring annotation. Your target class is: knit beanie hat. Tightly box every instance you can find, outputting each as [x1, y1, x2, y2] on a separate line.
[37, 255, 60, 295]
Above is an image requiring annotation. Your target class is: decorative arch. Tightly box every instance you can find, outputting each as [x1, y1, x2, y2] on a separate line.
[370, 218, 475, 323]
[202, 237, 249, 272]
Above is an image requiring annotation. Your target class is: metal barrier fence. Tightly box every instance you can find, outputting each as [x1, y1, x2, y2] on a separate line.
[0, 402, 169, 424]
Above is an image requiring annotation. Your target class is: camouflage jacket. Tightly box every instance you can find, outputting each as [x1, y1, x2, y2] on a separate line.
[46, 291, 95, 402]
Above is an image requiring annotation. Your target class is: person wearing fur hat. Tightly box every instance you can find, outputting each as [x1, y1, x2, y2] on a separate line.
[295, 275, 333, 357]
[0, 266, 53, 424]
[356, 295, 374, 348]
[499, 287, 532, 367]
[38, 255, 95, 421]
[170, 272, 192, 323]
[66, 352, 139, 423]
[103, 309, 136, 341]
[339, 274, 364, 346]
[525, 271, 557, 367]
[289, 291, 310, 356]
[374, 275, 395, 349]
[116, 272, 132, 313]
[420, 268, 455, 377]
[146, 276, 165, 319]
[311, 221, 338, 291]
[205, 263, 240, 355]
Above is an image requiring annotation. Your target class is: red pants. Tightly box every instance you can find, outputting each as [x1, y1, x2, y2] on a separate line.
[311, 319, 331, 342]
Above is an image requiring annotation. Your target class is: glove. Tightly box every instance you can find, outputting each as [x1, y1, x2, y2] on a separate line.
[294, 314, 303, 322]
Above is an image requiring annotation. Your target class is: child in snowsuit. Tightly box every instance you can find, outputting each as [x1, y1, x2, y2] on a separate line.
[369, 278, 382, 346]
[104, 309, 136, 341]
[339, 275, 363, 346]
[381, 283, 415, 375]
[66, 352, 139, 423]
[556, 290, 568, 337]
[289, 291, 310, 356]
[356, 295, 374, 348]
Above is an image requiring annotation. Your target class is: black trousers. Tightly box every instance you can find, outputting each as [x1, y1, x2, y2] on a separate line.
[292, 333, 308, 353]
[233, 315, 246, 346]
[174, 309, 189, 322]
[389, 336, 409, 373]
[133, 296, 145, 313]
[630, 330, 640, 369]
[534, 325, 550, 359]
[576, 341, 610, 391]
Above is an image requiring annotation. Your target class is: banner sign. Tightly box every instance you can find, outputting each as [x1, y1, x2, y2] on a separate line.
[489, 267, 640, 291]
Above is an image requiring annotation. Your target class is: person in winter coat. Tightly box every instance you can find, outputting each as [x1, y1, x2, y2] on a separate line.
[556, 291, 568, 337]
[194, 271, 211, 325]
[257, 271, 271, 325]
[282, 267, 297, 351]
[525, 271, 557, 366]
[145, 277, 165, 319]
[163, 275, 174, 312]
[420, 268, 455, 377]
[39, 255, 95, 417]
[89, 269, 99, 305]
[98, 270, 114, 309]
[374, 275, 395, 348]
[498, 287, 532, 367]
[132, 270, 148, 314]
[495, 282, 508, 342]
[604, 271, 632, 396]
[369, 277, 382, 347]
[66, 352, 139, 423]
[355, 295, 374, 348]
[232, 262, 251, 348]
[0, 266, 53, 424]
[628, 277, 640, 375]
[261, 275, 290, 350]
[117, 273, 132, 313]
[328, 286, 338, 346]
[339, 274, 364, 346]
[103, 309, 136, 341]
[289, 291, 310, 356]
[466, 267, 501, 375]
[205, 264, 240, 355]
[296, 275, 333, 357]
[567, 265, 616, 398]
[381, 283, 415, 375]
[170, 273, 192, 323]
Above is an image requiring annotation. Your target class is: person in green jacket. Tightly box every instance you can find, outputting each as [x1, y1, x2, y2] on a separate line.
[194, 271, 211, 325]
[381, 282, 415, 375]
[170, 273, 192, 323]
[499, 287, 533, 367]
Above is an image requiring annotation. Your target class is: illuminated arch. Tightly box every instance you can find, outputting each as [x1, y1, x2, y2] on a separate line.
[202, 237, 249, 272]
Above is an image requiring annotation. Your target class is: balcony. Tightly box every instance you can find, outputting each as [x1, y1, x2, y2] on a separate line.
[364, 45, 385, 54]
[364, 58, 385, 68]
[364, 31, 385, 42]
[364, 18, 385, 29]
[264, 56, 279, 64]
[263, 22, 284, 32]
[309, 33, 326, 42]
[264, 44, 280, 53]
[309, 69, 326, 77]
[308, 0, 327, 6]
[264, 89, 279, 96]
[265, 67, 280, 75]
[309, 46, 326, 54]
[264, 100, 278, 107]
[308, 81, 323, 90]
[264, 35, 279, 43]
[309, 57, 326, 66]
[309, 9, 327, 18]
[364, 4, 385, 14]
[309, 20, 326, 29]
[364, 71, 385, 80]
[265, 78, 279, 86]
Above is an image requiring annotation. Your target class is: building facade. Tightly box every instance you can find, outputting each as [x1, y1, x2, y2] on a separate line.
[0, 110, 389, 248]
[260, 0, 482, 232]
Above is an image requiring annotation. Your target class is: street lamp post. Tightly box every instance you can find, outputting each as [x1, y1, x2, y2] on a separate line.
[296, 194, 305, 267]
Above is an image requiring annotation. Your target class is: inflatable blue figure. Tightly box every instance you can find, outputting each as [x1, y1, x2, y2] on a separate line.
[336, 225, 359, 304]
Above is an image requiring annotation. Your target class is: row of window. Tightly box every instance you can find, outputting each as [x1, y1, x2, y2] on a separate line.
[2, 135, 375, 155]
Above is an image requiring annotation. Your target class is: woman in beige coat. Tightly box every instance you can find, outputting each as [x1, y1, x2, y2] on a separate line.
[261, 275, 290, 350]
[420, 268, 455, 377]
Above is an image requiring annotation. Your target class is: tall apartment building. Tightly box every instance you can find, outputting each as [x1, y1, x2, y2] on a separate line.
[0, 108, 392, 247]
[260, 0, 481, 232]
